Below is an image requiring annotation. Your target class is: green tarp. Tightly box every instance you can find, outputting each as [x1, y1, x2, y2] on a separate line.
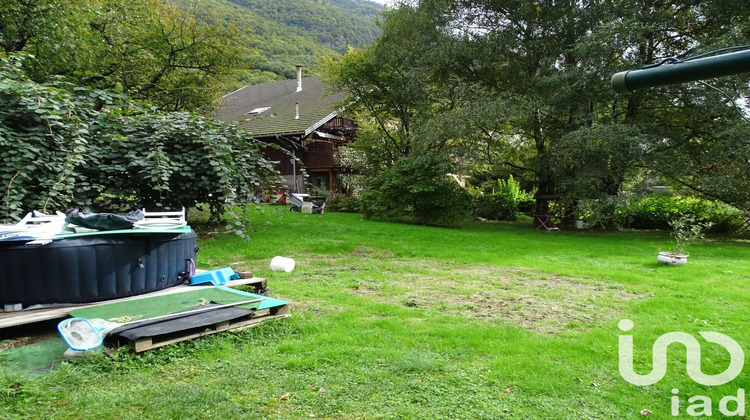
[68, 286, 287, 323]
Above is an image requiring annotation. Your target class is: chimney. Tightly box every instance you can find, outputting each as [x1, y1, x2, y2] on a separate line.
[296, 65, 302, 92]
[295, 102, 300, 119]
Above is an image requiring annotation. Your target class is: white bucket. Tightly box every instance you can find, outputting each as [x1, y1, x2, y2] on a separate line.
[270, 256, 296, 272]
[575, 220, 584, 229]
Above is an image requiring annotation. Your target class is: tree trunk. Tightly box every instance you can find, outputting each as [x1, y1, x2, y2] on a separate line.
[531, 109, 556, 219]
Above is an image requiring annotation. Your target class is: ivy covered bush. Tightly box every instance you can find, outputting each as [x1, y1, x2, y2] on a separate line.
[0, 54, 280, 223]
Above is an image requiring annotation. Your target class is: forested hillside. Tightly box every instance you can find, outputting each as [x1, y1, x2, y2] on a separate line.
[178, 0, 383, 87]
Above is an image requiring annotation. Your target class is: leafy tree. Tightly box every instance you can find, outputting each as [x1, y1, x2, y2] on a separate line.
[324, 4, 474, 162]
[601, 0, 750, 210]
[330, 0, 750, 223]
[4, 0, 382, 110]
[29, 0, 246, 111]
[2, 0, 246, 111]
[0, 0, 62, 52]
[0, 54, 91, 218]
[323, 5, 481, 225]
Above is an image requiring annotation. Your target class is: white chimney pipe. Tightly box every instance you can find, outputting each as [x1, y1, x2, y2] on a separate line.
[295, 102, 299, 119]
[296, 65, 302, 92]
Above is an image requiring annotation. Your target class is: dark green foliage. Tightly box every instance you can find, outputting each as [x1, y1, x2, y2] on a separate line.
[550, 125, 644, 199]
[473, 194, 515, 221]
[472, 176, 534, 221]
[0, 0, 62, 53]
[75, 111, 278, 216]
[0, 54, 279, 222]
[328, 0, 750, 226]
[325, 195, 361, 213]
[359, 154, 471, 227]
[7, 0, 247, 112]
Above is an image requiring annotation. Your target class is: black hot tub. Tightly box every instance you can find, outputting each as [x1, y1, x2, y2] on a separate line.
[0, 230, 198, 307]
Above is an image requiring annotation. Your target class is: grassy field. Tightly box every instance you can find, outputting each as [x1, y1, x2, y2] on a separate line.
[2, 206, 750, 419]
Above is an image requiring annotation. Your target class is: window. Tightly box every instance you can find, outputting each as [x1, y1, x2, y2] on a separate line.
[245, 107, 271, 115]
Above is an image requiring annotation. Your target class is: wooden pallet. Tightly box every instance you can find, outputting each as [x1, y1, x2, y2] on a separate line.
[0, 277, 268, 329]
[126, 304, 290, 353]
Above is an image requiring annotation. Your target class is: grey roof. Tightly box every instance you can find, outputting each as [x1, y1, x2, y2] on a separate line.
[216, 76, 345, 137]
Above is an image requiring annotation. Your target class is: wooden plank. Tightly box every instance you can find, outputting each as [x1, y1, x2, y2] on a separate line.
[0, 277, 267, 329]
[271, 304, 291, 316]
[129, 310, 291, 352]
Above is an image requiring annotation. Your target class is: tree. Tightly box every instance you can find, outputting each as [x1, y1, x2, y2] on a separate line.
[603, 0, 750, 209]
[323, 5, 477, 225]
[6, 0, 244, 111]
[0, 0, 62, 53]
[329, 0, 750, 222]
[324, 4, 475, 164]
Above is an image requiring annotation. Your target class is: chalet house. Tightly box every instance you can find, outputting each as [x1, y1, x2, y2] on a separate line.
[215, 66, 356, 193]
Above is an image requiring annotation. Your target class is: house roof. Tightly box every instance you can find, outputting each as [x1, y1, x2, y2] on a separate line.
[216, 76, 345, 137]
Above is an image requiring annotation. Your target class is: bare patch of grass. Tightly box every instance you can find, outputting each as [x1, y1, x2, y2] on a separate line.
[298, 248, 649, 334]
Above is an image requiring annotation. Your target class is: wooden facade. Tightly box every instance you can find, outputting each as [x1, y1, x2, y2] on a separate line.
[215, 72, 356, 193]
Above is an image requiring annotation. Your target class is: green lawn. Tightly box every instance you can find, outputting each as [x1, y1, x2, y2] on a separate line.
[3, 207, 750, 419]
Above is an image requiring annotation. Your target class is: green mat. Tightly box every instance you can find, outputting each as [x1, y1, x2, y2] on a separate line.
[1, 338, 70, 374]
[0, 288, 288, 374]
[68, 286, 286, 324]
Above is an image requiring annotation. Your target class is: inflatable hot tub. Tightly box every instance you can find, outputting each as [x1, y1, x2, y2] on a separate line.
[0, 229, 198, 307]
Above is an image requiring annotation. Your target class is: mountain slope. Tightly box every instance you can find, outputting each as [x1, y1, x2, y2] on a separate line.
[230, 0, 382, 52]
[175, 0, 383, 88]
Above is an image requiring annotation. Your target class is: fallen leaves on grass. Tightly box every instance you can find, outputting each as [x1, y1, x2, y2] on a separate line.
[279, 392, 292, 400]
[640, 409, 652, 416]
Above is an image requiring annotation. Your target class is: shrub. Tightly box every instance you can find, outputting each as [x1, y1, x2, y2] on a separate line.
[577, 194, 743, 232]
[359, 154, 471, 227]
[472, 175, 534, 221]
[326, 195, 361, 213]
[669, 215, 713, 255]
[575, 196, 624, 230]
[614, 194, 740, 231]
